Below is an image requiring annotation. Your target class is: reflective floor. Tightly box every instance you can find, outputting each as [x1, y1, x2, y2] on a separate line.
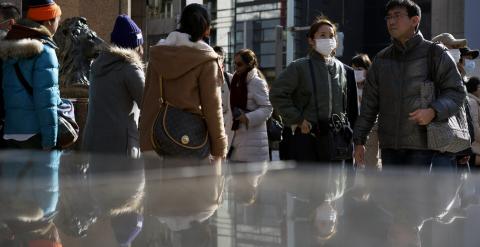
[0, 150, 479, 247]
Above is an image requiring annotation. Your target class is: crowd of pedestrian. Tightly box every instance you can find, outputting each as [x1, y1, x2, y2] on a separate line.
[0, 0, 479, 172]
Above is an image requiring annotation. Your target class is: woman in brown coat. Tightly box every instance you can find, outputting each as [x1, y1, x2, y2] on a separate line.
[139, 4, 227, 161]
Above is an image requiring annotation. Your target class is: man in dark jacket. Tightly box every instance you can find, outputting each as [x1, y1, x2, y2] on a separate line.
[353, 0, 466, 168]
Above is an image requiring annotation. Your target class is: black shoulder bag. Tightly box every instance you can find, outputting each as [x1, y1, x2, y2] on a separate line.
[151, 76, 210, 158]
[13, 63, 79, 149]
[308, 59, 353, 161]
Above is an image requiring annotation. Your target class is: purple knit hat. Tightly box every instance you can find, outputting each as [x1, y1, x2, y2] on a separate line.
[111, 14, 143, 49]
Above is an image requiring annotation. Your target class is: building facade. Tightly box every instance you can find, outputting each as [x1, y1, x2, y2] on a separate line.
[8, 0, 477, 79]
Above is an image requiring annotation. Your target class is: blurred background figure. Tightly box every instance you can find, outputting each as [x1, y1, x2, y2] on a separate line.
[213, 46, 234, 156]
[229, 49, 272, 163]
[0, 2, 20, 150]
[351, 53, 381, 170]
[466, 77, 480, 170]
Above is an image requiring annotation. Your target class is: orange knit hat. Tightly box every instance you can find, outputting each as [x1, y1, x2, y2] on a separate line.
[26, 0, 62, 21]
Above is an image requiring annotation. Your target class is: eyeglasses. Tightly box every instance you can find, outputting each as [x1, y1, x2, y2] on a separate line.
[384, 13, 409, 22]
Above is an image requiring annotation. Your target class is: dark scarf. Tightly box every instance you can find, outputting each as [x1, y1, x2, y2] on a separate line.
[230, 68, 252, 113]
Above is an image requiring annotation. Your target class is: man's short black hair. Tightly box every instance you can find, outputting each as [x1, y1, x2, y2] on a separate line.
[0, 2, 20, 21]
[386, 0, 422, 19]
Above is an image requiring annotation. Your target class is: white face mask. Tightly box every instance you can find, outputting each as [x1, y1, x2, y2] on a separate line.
[448, 49, 461, 63]
[465, 59, 476, 75]
[354, 69, 366, 83]
[315, 38, 336, 57]
[0, 19, 10, 39]
[0, 29, 6, 40]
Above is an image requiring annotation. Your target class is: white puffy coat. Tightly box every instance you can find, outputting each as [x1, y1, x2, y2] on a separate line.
[230, 69, 273, 162]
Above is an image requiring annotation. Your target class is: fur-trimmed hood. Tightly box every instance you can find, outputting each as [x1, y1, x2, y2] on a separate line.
[0, 19, 56, 60]
[156, 31, 214, 52]
[0, 38, 44, 60]
[92, 45, 144, 75]
[149, 31, 218, 80]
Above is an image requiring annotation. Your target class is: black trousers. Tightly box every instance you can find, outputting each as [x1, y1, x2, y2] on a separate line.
[279, 127, 334, 163]
[5, 134, 43, 150]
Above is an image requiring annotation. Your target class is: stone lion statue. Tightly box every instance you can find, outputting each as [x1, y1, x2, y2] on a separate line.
[54, 17, 105, 98]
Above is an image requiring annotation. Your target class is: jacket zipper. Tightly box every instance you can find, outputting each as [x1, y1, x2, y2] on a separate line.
[396, 51, 406, 149]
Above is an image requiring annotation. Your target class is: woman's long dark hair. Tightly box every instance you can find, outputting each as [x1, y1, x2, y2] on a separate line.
[178, 3, 211, 42]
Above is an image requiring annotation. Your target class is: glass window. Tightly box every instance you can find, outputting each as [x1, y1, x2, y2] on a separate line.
[262, 19, 280, 29]
[236, 32, 244, 43]
[263, 29, 276, 41]
[261, 42, 276, 54]
[237, 12, 260, 21]
[261, 10, 281, 19]
[260, 55, 276, 68]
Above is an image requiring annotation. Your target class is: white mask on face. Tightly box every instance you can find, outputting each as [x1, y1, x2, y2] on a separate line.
[315, 38, 337, 57]
[0, 19, 10, 39]
[448, 49, 461, 63]
[354, 69, 366, 83]
[0, 29, 7, 40]
[464, 59, 476, 75]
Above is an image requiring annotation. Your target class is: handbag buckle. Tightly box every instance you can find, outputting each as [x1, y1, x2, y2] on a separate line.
[181, 135, 190, 145]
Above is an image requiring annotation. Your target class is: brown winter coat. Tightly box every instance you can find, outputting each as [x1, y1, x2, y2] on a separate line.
[139, 40, 227, 157]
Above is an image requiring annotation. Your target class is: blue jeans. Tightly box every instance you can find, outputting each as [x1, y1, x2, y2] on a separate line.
[381, 149, 456, 171]
[431, 152, 457, 172]
[382, 149, 434, 168]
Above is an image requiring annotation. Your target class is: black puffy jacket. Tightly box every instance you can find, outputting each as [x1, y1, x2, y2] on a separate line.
[353, 32, 466, 150]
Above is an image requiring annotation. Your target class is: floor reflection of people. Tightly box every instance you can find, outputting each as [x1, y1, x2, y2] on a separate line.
[230, 162, 268, 205]
[357, 169, 468, 247]
[0, 151, 62, 246]
[260, 165, 348, 246]
[134, 160, 224, 247]
[56, 154, 145, 247]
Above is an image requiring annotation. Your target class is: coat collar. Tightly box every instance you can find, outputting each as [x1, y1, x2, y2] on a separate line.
[156, 31, 214, 52]
[392, 31, 425, 53]
[103, 45, 144, 69]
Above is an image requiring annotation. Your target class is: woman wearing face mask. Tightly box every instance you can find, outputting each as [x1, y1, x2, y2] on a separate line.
[270, 16, 348, 162]
[229, 49, 273, 162]
[351, 54, 380, 169]
[460, 47, 479, 79]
